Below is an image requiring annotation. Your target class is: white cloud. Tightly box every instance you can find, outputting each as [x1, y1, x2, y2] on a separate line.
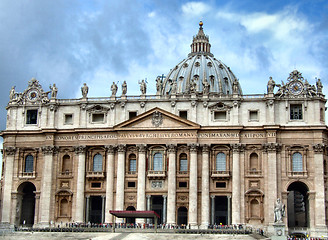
[181, 2, 210, 17]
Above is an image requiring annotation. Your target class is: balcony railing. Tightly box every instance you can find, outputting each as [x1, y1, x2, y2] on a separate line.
[177, 171, 188, 176]
[86, 171, 105, 178]
[288, 171, 307, 177]
[211, 170, 230, 178]
[19, 171, 36, 179]
[127, 171, 137, 175]
[247, 169, 262, 176]
[147, 170, 166, 179]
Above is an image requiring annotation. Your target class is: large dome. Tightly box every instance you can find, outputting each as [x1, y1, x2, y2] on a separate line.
[161, 22, 242, 96]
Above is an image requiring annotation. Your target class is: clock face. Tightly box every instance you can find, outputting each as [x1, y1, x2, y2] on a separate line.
[289, 81, 303, 95]
[27, 89, 40, 101]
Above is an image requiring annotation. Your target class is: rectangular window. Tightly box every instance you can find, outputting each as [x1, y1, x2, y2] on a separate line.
[216, 182, 226, 188]
[249, 110, 258, 121]
[64, 114, 73, 125]
[91, 182, 101, 188]
[92, 113, 104, 123]
[129, 111, 137, 119]
[128, 181, 136, 188]
[179, 111, 188, 119]
[26, 109, 38, 124]
[129, 159, 136, 172]
[179, 182, 187, 188]
[214, 111, 227, 120]
[290, 104, 303, 120]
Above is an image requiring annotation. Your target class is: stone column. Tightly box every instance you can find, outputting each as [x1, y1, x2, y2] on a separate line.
[85, 196, 90, 222]
[34, 193, 40, 224]
[188, 144, 198, 228]
[136, 144, 147, 224]
[39, 146, 56, 226]
[264, 143, 279, 225]
[231, 143, 241, 224]
[146, 195, 151, 224]
[167, 144, 177, 225]
[1, 147, 16, 224]
[227, 196, 231, 224]
[163, 195, 167, 224]
[313, 144, 327, 231]
[105, 145, 115, 223]
[101, 196, 105, 223]
[211, 195, 215, 225]
[201, 145, 210, 228]
[115, 144, 126, 223]
[74, 146, 86, 223]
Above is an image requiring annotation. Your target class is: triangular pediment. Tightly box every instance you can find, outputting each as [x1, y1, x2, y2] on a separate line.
[114, 107, 200, 130]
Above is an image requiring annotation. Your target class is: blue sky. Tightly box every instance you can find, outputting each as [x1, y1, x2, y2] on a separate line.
[0, 0, 327, 130]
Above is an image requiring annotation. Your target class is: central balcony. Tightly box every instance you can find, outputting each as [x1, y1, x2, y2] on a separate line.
[211, 170, 230, 179]
[86, 171, 105, 179]
[147, 170, 166, 179]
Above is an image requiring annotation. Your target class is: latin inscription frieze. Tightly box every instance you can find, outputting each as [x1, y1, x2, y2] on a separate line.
[47, 131, 276, 141]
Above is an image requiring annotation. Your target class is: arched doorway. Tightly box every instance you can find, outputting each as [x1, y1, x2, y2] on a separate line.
[287, 181, 309, 228]
[126, 206, 136, 224]
[177, 207, 188, 226]
[17, 182, 36, 226]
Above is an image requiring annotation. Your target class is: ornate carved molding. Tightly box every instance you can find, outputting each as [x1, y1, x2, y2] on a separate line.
[117, 144, 126, 153]
[313, 143, 325, 153]
[105, 145, 116, 154]
[137, 144, 147, 153]
[167, 144, 177, 153]
[41, 146, 58, 155]
[4, 147, 16, 155]
[74, 145, 86, 154]
[151, 111, 163, 127]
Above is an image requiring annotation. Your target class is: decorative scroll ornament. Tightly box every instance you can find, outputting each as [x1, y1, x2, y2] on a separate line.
[4, 147, 16, 155]
[313, 143, 325, 153]
[42, 146, 58, 155]
[151, 111, 163, 127]
[74, 145, 86, 154]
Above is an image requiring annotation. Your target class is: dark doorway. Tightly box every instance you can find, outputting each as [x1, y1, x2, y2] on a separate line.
[287, 182, 309, 228]
[177, 207, 188, 225]
[214, 196, 228, 225]
[89, 196, 102, 223]
[126, 206, 136, 224]
[151, 196, 163, 224]
[18, 182, 36, 226]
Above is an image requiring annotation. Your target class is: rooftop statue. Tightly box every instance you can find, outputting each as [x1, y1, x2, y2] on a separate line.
[49, 84, 58, 99]
[139, 79, 147, 95]
[267, 77, 276, 94]
[111, 81, 118, 97]
[122, 81, 127, 96]
[81, 83, 88, 98]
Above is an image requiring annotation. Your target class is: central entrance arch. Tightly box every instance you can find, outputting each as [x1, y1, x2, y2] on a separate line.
[126, 206, 136, 224]
[287, 181, 309, 228]
[17, 182, 36, 226]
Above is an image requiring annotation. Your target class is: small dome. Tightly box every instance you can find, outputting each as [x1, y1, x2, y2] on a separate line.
[161, 22, 242, 96]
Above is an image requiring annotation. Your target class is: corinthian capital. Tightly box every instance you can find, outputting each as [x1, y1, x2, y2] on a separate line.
[263, 143, 282, 152]
[188, 143, 198, 153]
[117, 144, 126, 153]
[105, 145, 116, 154]
[201, 144, 210, 153]
[167, 144, 177, 153]
[313, 143, 325, 153]
[230, 143, 244, 152]
[41, 146, 57, 155]
[137, 144, 147, 153]
[74, 145, 86, 154]
[4, 147, 16, 155]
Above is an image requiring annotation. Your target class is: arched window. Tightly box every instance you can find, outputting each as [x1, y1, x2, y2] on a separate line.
[179, 153, 188, 172]
[25, 155, 34, 173]
[153, 152, 163, 171]
[93, 154, 103, 172]
[129, 154, 137, 172]
[292, 152, 303, 172]
[250, 199, 260, 218]
[60, 199, 68, 216]
[250, 153, 258, 171]
[216, 153, 226, 171]
[62, 155, 71, 173]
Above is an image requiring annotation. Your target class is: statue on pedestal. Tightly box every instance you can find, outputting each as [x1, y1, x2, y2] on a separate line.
[111, 81, 118, 97]
[122, 81, 127, 96]
[81, 83, 88, 98]
[139, 79, 147, 95]
[267, 77, 276, 94]
[49, 84, 58, 99]
[274, 198, 285, 223]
